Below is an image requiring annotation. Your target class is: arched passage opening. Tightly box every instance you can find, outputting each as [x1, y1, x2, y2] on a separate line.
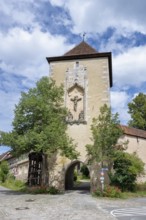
[65, 161, 90, 190]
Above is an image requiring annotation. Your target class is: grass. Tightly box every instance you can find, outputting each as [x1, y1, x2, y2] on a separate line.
[93, 183, 146, 199]
[0, 178, 26, 191]
[121, 190, 146, 199]
[122, 183, 146, 198]
[0, 176, 60, 195]
[124, 190, 145, 199]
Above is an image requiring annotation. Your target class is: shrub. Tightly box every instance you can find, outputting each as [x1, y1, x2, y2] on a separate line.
[0, 161, 9, 182]
[93, 186, 122, 198]
[93, 188, 103, 197]
[103, 186, 122, 198]
[1, 175, 26, 191]
[110, 151, 144, 192]
[13, 179, 25, 188]
[47, 186, 59, 194]
[26, 186, 59, 194]
[29, 186, 47, 194]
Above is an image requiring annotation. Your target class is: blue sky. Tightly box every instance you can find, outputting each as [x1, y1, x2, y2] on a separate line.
[0, 0, 146, 153]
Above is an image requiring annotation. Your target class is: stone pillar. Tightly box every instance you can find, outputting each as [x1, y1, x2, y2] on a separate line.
[90, 161, 110, 193]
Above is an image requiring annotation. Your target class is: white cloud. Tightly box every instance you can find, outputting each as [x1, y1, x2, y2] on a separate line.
[113, 45, 146, 88]
[0, 0, 76, 133]
[50, 0, 66, 7]
[99, 29, 137, 53]
[0, 27, 72, 82]
[0, 0, 37, 28]
[0, 26, 74, 132]
[51, 0, 146, 34]
[0, 90, 20, 132]
[111, 90, 130, 125]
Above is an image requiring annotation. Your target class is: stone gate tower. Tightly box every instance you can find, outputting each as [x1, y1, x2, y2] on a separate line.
[46, 41, 112, 190]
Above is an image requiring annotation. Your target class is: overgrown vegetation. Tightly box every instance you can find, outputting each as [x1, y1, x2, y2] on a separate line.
[25, 186, 60, 194]
[0, 170, 60, 194]
[110, 151, 145, 192]
[0, 162, 26, 191]
[1, 175, 26, 191]
[0, 161, 9, 183]
[93, 184, 146, 199]
[93, 186, 122, 198]
[92, 150, 145, 198]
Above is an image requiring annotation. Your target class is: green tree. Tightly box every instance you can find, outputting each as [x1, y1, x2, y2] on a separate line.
[0, 77, 78, 159]
[86, 104, 123, 165]
[128, 93, 146, 130]
[80, 164, 89, 178]
[0, 161, 9, 183]
[110, 151, 144, 191]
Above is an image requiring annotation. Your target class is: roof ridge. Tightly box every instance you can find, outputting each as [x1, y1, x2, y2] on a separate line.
[64, 41, 98, 56]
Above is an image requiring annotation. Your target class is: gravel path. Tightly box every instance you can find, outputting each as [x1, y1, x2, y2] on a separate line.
[0, 186, 116, 220]
[1, 186, 146, 220]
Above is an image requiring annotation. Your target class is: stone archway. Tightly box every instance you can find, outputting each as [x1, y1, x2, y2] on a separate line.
[65, 160, 90, 190]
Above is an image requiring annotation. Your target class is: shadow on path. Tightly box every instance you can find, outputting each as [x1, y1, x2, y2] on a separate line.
[0, 185, 26, 196]
[65, 180, 91, 195]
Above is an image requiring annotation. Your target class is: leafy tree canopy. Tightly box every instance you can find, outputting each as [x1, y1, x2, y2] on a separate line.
[86, 104, 123, 164]
[111, 151, 144, 191]
[0, 77, 78, 159]
[128, 93, 146, 130]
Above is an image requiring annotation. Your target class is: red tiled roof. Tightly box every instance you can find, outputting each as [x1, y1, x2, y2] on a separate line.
[64, 41, 97, 56]
[120, 125, 146, 139]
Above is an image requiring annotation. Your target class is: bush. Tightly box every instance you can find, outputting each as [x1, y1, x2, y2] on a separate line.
[1, 175, 26, 191]
[110, 151, 144, 192]
[47, 186, 59, 194]
[13, 179, 25, 188]
[103, 186, 122, 198]
[26, 186, 59, 194]
[93, 186, 122, 198]
[93, 188, 103, 197]
[0, 161, 9, 182]
[27, 186, 47, 194]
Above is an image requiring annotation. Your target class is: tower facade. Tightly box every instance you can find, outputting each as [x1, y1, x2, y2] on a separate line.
[46, 41, 112, 190]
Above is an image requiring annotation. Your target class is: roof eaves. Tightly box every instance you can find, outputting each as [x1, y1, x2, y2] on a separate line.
[46, 52, 113, 87]
[121, 125, 146, 139]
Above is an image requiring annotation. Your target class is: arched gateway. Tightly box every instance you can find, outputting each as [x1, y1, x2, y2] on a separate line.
[46, 41, 112, 191]
[65, 160, 90, 190]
